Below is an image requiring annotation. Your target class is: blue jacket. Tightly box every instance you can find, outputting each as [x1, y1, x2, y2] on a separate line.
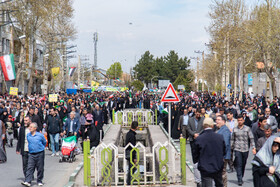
[63, 117, 80, 136]
[217, 125, 231, 160]
[27, 132, 46, 153]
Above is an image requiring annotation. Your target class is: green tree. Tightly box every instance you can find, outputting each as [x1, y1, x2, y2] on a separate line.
[106, 62, 123, 79]
[131, 80, 144, 91]
[173, 71, 193, 92]
[164, 51, 190, 82]
[133, 51, 156, 84]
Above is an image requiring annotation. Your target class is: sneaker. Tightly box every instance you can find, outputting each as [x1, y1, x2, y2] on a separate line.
[21, 181, 31, 186]
[55, 152, 59, 156]
[51, 153, 55, 157]
[38, 182, 43, 186]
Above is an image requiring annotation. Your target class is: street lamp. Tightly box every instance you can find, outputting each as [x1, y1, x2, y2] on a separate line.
[151, 75, 162, 89]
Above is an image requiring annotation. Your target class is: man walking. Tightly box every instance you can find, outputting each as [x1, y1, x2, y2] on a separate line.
[16, 116, 31, 179]
[194, 118, 225, 187]
[93, 105, 104, 139]
[63, 111, 80, 137]
[22, 122, 46, 187]
[178, 109, 190, 139]
[216, 115, 231, 187]
[231, 114, 256, 186]
[47, 108, 61, 156]
[186, 108, 204, 186]
[125, 121, 138, 185]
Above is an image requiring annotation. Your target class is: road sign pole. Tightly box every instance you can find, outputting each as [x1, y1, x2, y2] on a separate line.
[168, 102, 171, 145]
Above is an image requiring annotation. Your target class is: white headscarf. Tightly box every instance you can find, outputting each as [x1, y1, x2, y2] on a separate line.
[252, 135, 280, 184]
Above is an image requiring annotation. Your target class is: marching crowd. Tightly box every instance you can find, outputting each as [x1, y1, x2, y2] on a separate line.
[0, 90, 279, 187]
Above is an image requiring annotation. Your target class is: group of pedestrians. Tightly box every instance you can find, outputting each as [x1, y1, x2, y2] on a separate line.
[0, 89, 280, 187]
[170, 92, 280, 187]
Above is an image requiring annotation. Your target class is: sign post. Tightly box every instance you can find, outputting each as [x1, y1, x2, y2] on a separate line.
[161, 83, 180, 146]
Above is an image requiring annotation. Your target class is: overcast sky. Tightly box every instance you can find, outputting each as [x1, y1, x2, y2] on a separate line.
[72, 0, 212, 73]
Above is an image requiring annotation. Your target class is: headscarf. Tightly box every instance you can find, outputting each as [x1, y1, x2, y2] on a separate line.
[252, 135, 280, 184]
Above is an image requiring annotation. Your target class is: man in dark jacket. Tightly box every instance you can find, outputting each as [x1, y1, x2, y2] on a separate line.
[27, 107, 42, 132]
[194, 118, 225, 187]
[125, 121, 138, 185]
[47, 108, 61, 156]
[93, 105, 104, 139]
[16, 116, 31, 179]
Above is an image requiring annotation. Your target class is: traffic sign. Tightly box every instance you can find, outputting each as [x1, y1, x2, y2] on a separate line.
[227, 84, 232, 89]
[161, 83, 180, 102]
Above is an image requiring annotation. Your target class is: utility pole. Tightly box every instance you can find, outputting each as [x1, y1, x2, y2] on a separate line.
[78, 55, 81, 89]
[93, 32, 98, 80]
[226, 32, 230, 100]
[194, 50, 204, 91]
[190, 57, 198, 91]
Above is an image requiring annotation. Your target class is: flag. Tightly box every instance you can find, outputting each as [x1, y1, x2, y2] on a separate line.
[69, 67, 76, 77]
[39, 95, 46, 104]
[162, 108, 168, 115]
[51, 67, 60, 79]
[0, 54, 16, 81]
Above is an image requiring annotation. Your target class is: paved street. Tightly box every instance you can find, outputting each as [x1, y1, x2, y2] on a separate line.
[182, 141, 254, 187]
[0, 140, 82, 187]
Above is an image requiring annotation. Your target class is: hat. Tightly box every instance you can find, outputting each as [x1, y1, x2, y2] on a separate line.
[203, 117, 215, 126]
[8, 115, 12, 118]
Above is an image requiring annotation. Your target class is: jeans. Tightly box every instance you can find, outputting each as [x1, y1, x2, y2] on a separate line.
[193, 162, 201, 184]
[201, 170, 223, 187]
[234, 151, 249, 182]
[22, 151, 29, 178]
[25, 151, 45, 183]
[49, 133, 59, 154]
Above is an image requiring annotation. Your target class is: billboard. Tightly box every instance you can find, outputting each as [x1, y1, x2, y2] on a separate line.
[158, 80, 170, 88]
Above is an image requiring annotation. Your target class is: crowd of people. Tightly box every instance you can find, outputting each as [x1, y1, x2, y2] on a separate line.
[0, 90, 279, 186]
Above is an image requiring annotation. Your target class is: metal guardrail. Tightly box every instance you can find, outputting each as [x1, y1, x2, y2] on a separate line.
[113, 109, 157, 126]
[83, 139, 186, 186]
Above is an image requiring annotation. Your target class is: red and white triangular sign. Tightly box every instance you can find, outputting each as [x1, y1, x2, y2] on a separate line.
[161, 83, 180, 102]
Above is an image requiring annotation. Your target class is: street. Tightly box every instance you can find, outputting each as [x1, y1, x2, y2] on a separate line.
[0, 140, 82, 187]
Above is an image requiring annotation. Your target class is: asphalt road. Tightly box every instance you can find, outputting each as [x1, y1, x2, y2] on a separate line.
[0, 140, 83, 187]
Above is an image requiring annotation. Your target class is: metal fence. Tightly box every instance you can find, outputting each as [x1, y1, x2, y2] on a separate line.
[83, 139, 186, 186]
[113, 109, 157, 126]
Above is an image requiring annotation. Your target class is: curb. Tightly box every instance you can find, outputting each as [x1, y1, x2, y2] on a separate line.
[63, 123, 112, 187]
[159, 123, 194, 173]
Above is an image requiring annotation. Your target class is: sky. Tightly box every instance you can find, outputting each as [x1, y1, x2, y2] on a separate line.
[72, 0, 213, 73]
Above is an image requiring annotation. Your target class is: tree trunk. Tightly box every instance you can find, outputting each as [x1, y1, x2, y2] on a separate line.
[14, 45, 24, 87]
[238, 55, 244, 101]
[27, 40, 37, 95]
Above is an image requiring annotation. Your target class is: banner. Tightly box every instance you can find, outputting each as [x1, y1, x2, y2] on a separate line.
[91, 81, 99, 87]
[51, 67, 60, 79]
[9, 87, 18, 95]
[49, 94, 58, 102]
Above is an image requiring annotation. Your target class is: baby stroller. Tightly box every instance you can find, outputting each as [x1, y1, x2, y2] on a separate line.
[59, 136, 77, 163]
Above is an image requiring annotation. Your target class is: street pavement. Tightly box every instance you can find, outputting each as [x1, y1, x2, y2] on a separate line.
[0, 140, 83, 187]
[181, 141, 254, 187]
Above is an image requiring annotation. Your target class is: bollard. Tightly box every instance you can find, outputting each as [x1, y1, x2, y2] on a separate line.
[83, 139, 91, 186]
[155, 109, 158, 125]
[112, 109, 115, 124]
[180, 135, 186, 185]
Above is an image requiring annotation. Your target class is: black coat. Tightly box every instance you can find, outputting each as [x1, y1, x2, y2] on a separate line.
[88, 125, 100, 148]
[16, 126, 28, 155]
[194, 129, 225, 174]
[28, 114, 42, 131]
[47, 114, 61, 134]
[253, 156, 280, 187]
[125, 129, 136, 160]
